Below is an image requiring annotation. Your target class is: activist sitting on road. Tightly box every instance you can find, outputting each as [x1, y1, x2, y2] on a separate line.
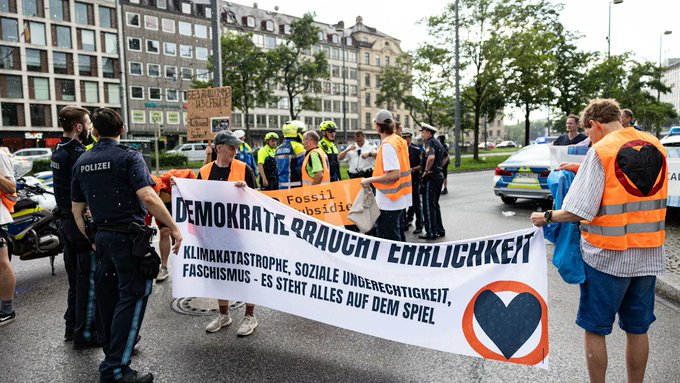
[301, 131, 330, 186]
[530, 99, 668, 383]
[257, 132, 279, 191]
[148, 169, 197, 282]
[198, 130, 259, 337]
[361, 110, 412, 242]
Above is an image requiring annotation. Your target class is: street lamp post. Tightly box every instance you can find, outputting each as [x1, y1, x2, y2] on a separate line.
[659, 30, 672, 102]
[211, 0, 222, 87]
[606, 0, 623, 98]
[454, 0, 461, 168]
[335, 21, 348, 144]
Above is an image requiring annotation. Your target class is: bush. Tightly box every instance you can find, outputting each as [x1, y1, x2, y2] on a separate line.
[30, 160, 51, 174]
[159, 153, 188, 167]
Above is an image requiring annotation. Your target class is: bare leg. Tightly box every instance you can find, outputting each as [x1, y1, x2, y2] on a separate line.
[584, 331, 607, 383]
[159, 227, 171, 267]
[625, 333, 649, 383]
[0, 247, 15, 302]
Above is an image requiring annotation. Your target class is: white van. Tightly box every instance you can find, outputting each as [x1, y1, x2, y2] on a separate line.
[167, 143, 207, 162]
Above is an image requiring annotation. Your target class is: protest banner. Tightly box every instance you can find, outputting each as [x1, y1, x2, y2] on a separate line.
[260, 179, 362, 225]
[667, 147, 680, 207]
[171, 179, 549, 368]
[186, 86, 232, 142]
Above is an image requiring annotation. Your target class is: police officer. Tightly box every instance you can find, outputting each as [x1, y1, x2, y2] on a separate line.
[275, 120, 306, 189]
[72, 108, 181, 383]
[318, 121, 341, 181]
[419, 124, 446, 240]
[257, 132, 279, 190]
[402, 128, 424, 234]
[51, 105, 99, 347]
[233, 129, 259, 178]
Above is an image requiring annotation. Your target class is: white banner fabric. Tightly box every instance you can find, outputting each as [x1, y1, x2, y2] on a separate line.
[171, 179, 550, 368]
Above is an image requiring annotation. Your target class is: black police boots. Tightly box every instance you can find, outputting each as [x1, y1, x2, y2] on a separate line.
[100, 370, 153, 383]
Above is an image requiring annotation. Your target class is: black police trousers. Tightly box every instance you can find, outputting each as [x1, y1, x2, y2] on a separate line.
[421, 174, 445, 237]
[95, 230, 153, 381]
[375, 209, 405, 242]
[60, 217, 98, 344]
[406, 180, 423, 230]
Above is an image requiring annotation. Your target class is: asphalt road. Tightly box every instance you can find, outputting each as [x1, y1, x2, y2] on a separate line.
[2, 171, 680, 382]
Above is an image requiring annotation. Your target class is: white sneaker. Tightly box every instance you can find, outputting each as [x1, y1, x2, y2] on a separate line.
[205, 313, 232, 333]
[156, 266, 169, 281]
[236, 315, 258, 337]
[229, 301, 245, 309]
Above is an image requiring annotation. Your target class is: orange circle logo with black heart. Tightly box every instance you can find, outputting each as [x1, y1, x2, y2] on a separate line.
[615, 140, 666, 197]
[462, 281, 549, 365]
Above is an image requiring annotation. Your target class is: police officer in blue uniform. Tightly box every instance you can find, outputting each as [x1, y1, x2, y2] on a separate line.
[275, 120, 307, 189]
[419, 124, 446, 240]
[71, 108, 181, 383]
[51, 105, 99, 347]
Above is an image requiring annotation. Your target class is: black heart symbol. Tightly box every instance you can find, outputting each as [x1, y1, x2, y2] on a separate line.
[473, 290, 542, 360]
[616, 145, 664, 196]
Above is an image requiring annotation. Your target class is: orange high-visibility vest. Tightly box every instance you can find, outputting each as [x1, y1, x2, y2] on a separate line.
[1, 192, 17, 214]
[581, 128, 668, 250]
[301, 147, 330, 185]
[372, 134, 412, 201]
[199, 159, 246, 181]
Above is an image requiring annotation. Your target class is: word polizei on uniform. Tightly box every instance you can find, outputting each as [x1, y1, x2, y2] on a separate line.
[80, 161, 111, 173]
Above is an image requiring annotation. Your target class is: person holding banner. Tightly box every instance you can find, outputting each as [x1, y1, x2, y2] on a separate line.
[198, 130, 259, 337]
[257, 132, 279, 191]
[301, 131, 331, 186]
[531, 99, 667, 383]
[276, 120, 306, 189]
[318, 121, 341, 182]
[72, 108, 182, 383]
[361, 110, 412, 242]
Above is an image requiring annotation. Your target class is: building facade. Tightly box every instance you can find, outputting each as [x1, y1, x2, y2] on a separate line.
[661, 58, 680, 118]
[0, 0, 122, 150]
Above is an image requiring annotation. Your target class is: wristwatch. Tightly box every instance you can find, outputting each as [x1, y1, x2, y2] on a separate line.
[544, 210, 553, 224]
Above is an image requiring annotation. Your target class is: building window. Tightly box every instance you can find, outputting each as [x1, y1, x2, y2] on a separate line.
[323, 100, 331, 112]
[164, 65, 176, 79]
[78, 54, 96, 77]
[157, 0, 167, 9]
[350, 85, 358, 96]
[74, 2, 93, 25]
[0, 74, 22, 98]
[48, 0, 69, 21]
[1, 103, 25, 126]
[365, 112, 372, 129]
[405, 115, 410, 128]
[181, 67, 192, 80]
[102, 58, 117, 79]
[166, 89, 178, 101]
[181, 1, 190, 14]
[364, 73, 370, 87]
[81, 81, 98, 103]
[22, 0, 43, 17]
[162, 18, 175, 33]
[78, 29, 96, 51]
[330, 34, 339, 44]
[149, 87, 161, 101]
[349, 51, 357, 63]
[195, 24, 207, 38]
[146, 39, 159, 54]
[178, 21, 191, 36]
[179, 44, 192, 58]
[24, 21, 46, 45]
[127, 37, 141, 51]
[263, 20, 274, 31]
[99, 7, 115, 29]
[195, 69, 209, 81]
[55, 78, 75, 101]
[147, 63, 160, 77]
[385, 56, 390, 66]
[0, 45, 20, 69]
[244, 16, 255, 28]
[264, 35, 276, 49]
[102, 32, 117, 54]
[130, 86, 144, 100]
[52, 51, 72, 74]
[280, 24, 291, 35]
[1, 17, 19, 42]
[28, 77, 49, 100]
[345, 36, 353, 46]
[25, 48, 46, 72]
[331, 65, 340, 78]
[363, 52, 369, 65]
[53, 25, 71, 48]
[130, 110, 145, 124]
[126, 12, 140, 27]
[365, 93, 371, 107]
[195, 47, 208, 60]
[129, 61, 142, 76]
[105, 83, 120, 104]
[30, 104, 51, 127]
[331, 48, 339, 60]
[251, 33, 263, 48]
[164, 42, 176, 56]
[144, 15, 158, 30]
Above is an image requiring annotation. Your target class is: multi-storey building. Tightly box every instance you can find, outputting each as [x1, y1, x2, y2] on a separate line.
[0, 0, 122, 150]
[350, 16, 410, 133]
[661, 58, 680, 118]
[120, 0, 213, 148]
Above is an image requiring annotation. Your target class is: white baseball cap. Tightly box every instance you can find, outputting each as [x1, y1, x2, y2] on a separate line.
[233, 129, 245, 139]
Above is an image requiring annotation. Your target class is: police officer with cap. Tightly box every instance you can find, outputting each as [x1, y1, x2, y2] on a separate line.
[318, 121, 341, 182]
[72, 108, 181, 383]
[419, 123, 446, 240]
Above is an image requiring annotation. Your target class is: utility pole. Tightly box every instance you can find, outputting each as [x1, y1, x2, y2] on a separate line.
[211, 0, 222, 88]
[454, 0, 461, 168]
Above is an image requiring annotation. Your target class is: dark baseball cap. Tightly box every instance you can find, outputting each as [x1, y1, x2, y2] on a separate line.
[214, 130, 244, 146]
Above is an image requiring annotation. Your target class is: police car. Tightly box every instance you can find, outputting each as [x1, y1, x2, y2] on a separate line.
[661, 127, 680, 208]
[493, 144, 551, 204]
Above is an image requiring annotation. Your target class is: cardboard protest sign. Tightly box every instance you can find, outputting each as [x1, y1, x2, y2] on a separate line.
[186, 86, 232, 142]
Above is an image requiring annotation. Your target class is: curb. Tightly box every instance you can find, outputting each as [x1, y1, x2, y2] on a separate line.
[656, 273, 680, 304]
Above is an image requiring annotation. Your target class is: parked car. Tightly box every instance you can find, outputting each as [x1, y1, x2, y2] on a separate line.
[493, 144, 552, 204]
[534, 136, 559, 145]
[496, 140, 517, 148]
[166, 143, 208, 162]
[12, 148, 52, 162]
[478, 142, 496, 150]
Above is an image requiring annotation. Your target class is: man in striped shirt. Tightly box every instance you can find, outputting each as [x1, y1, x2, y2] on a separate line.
[531, 99, 667, 383]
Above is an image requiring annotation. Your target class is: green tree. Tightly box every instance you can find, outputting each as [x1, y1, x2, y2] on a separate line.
[199, 32, 275, 142]
[269, 13, 329, 120]
[376, 53, 423, 126]
[551, 24, 591, 117]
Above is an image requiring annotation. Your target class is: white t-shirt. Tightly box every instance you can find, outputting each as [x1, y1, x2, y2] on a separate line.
[375, 142, 412, 211]
[341, 141, 377, 173]
[0, 151, 15, 225]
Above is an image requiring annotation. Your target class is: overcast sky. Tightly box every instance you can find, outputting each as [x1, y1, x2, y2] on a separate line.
[248, 0, 679, 120]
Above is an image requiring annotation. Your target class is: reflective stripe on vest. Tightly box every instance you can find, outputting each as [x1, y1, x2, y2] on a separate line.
[372, 134, 412, 201]
[301, 148, 331, 185]
[1, 192, 17, 214]
[580, 128, 668, 250]
[199, 159, 246, 181]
